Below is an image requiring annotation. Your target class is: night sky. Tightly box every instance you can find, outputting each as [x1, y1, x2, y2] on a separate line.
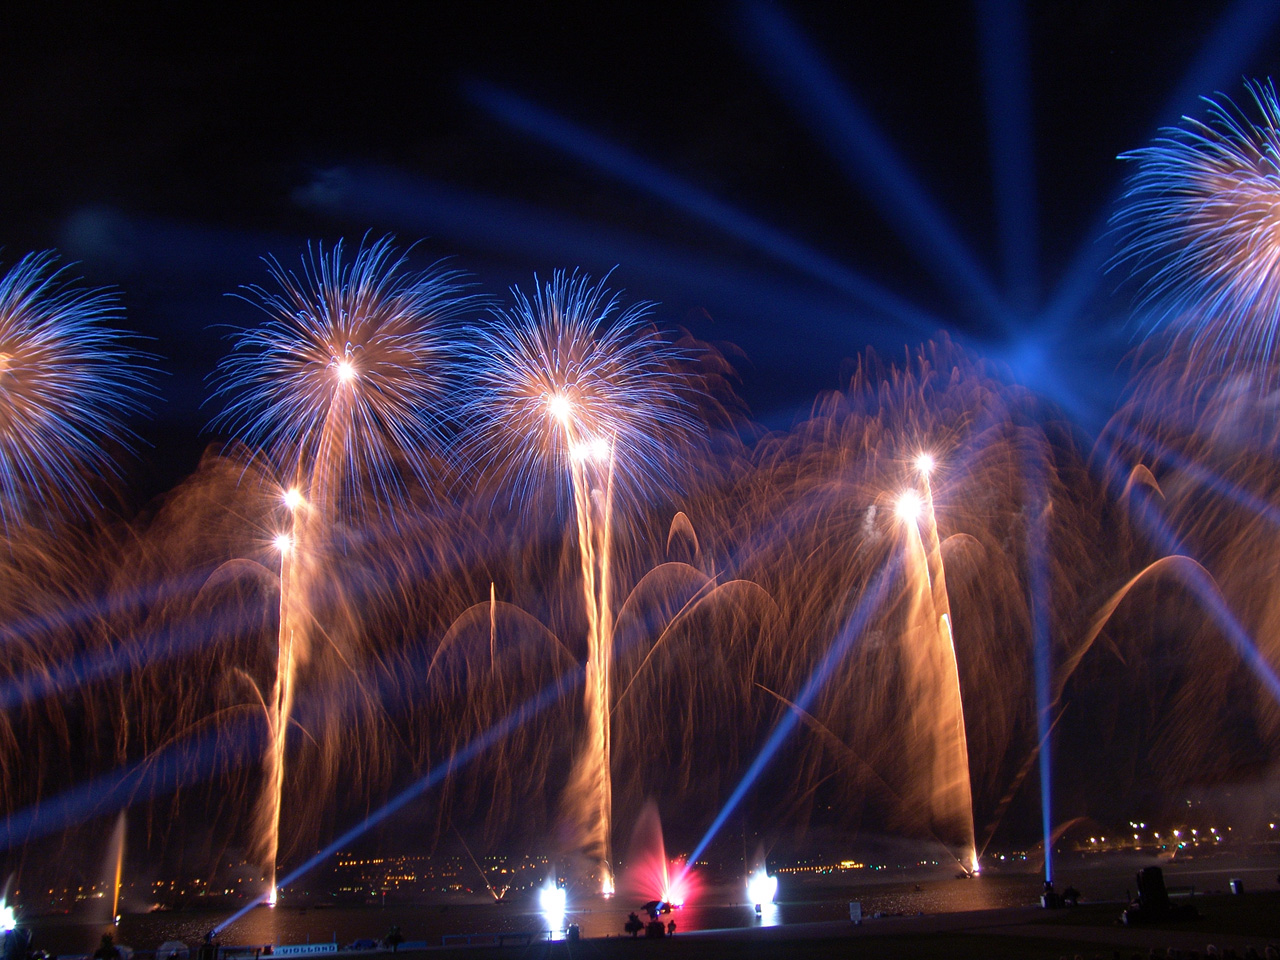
[3, 1, 1278, 503]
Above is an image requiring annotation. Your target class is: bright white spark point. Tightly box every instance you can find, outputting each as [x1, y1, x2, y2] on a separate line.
[282, 488, 304, 511]
[896, 489, 923, 522]
[0, 899, 14, 933]
[335, 359, 357, 382]
[273, 533, 294, 555]
[661, 866, 686, 907]
[746, 869, 777, 906]
[546, 392, 573, 425]
[539, 881, 566, 923]
[571, 436, 611, 464]
[914, 452, 935, 475]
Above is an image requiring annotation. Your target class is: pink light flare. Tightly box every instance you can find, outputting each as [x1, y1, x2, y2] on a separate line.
[622, 802, 700, 909]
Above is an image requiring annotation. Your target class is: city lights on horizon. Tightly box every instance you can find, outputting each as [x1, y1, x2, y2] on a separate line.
[15, 823, 1275, 920]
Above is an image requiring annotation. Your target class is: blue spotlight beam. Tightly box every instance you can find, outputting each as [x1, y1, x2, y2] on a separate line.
[740, 1, 1007, 327]
[977, 0, 1038, 307]
[0, 725, 239, 851]
[296, 166, 932, 360]
[1115, 419, 1280, 530]
[0, 606, 264, 713]
[682, 558, 899, 870]
[1157, 0, 1280, 130]
[1, 631, 436, 851]
[211, 670, 581, 935]
[0, 629, 505, 853]
[60, 207, 301, 281]
[1095, 434, 1280, 705]
[1022, 450, 1054, 885]
[1, 571, 214, 653]
[467, 80, 938, 332]
[1043, 0, 1280, 333]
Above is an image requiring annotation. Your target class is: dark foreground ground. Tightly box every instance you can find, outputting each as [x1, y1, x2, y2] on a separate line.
[383, 892, 1280, 960]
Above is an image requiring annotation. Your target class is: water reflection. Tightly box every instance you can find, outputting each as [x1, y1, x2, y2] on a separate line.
[29, 861, 1272, 956]
[754, 902, 780, 927]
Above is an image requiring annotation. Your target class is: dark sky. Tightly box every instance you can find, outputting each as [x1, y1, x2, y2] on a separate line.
[3, 1, 1277, 502]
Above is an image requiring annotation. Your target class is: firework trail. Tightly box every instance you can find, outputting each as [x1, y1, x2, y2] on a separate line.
[211, 236, 473, 901]
[0, 518, 126, 819]
[16, 264, 1279, 899]
[464, 270, 707, 893]
[1080, 338, 1280, 803]
[0, 251, 150, 529]
[896, 455, 978, 874]
[1113, 79, 1280, 382]
[680, 338, 1104, 866]
[463, 270, 707, 506]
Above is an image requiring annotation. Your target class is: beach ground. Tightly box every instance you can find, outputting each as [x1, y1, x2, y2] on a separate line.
[378, 891, 1280, 959]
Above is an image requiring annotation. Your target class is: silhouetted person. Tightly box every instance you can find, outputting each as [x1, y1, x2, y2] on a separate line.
[667, 920, 676, 937]
[624, 913, 642, 938]
[93, 935, 120, 960]
[382, 927, 402, 953]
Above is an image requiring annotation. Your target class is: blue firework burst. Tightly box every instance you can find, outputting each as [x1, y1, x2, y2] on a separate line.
[462, 269, 705, 508]
[210, 236, 475, 512]
[1113, 79, 1280, 375]
[0, 251, 150, 528]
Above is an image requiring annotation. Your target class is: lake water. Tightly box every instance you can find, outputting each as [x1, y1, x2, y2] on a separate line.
[21, 853, 1278, 956]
